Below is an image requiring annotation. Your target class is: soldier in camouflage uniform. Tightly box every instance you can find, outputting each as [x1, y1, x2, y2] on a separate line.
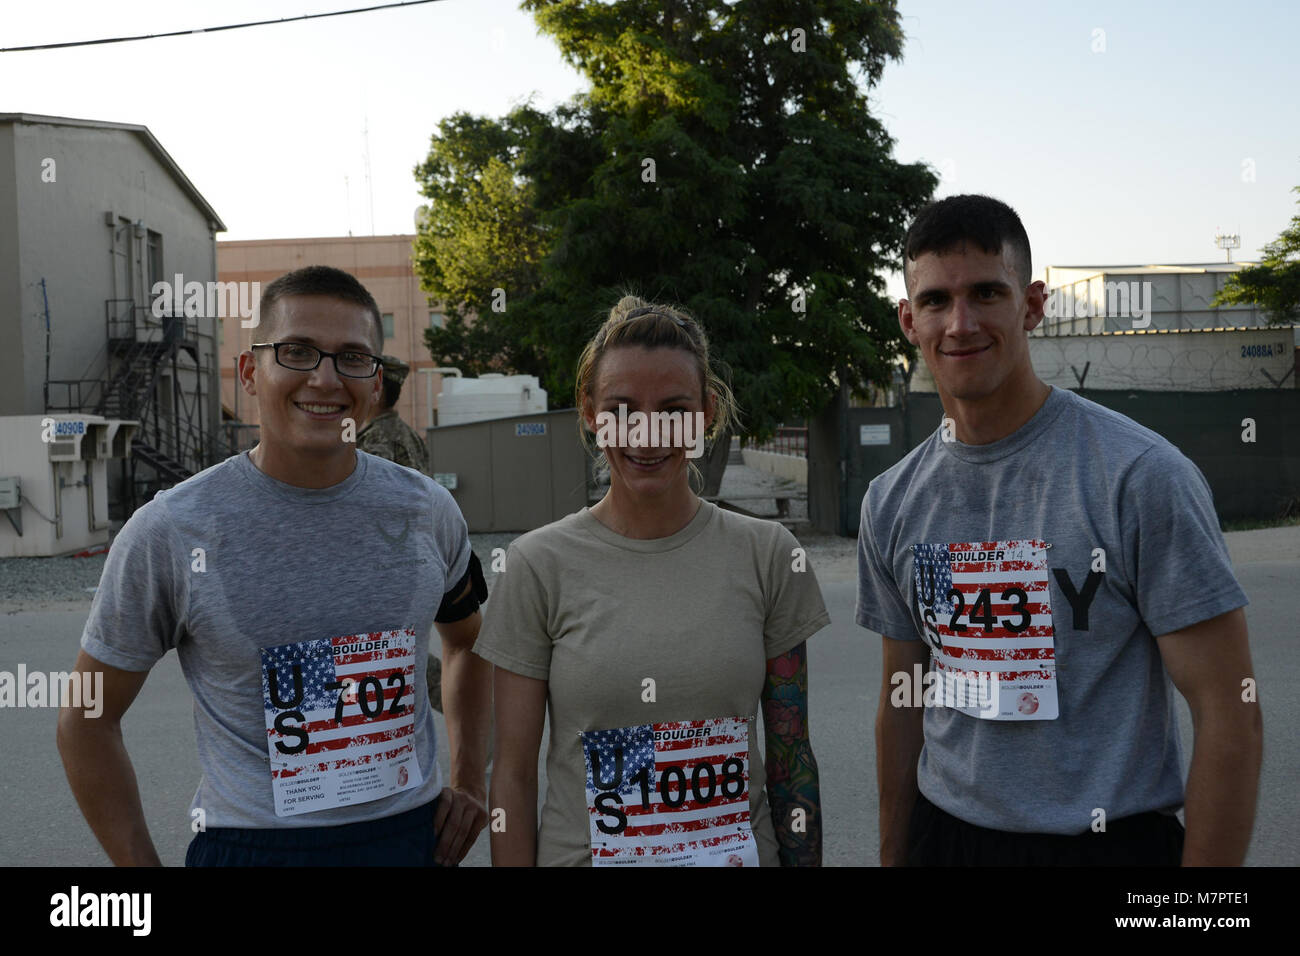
[358, 356, 445, 712]
[358, 355, 429, 473]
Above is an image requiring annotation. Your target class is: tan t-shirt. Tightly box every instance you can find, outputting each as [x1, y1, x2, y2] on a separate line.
[474, 500, 831, 866]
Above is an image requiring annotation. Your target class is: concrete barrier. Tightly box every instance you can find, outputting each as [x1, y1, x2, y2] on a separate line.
[741, 447, 807, 484]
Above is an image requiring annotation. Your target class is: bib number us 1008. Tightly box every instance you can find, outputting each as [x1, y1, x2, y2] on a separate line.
[580, 717, 759, 867]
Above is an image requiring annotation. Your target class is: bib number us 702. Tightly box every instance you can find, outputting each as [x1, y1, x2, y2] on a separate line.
[269, 668, 407, 755]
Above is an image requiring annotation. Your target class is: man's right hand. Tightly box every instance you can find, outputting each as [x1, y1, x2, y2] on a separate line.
[876, 635, 929, 866]
[432, 786, 488, 865]
[56, 650, 163, 866]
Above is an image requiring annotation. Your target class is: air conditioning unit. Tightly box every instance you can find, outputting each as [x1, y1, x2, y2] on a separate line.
[105, 420, 139, 459]
[1, 415, 133, 556]
[46, 417, 92, 461]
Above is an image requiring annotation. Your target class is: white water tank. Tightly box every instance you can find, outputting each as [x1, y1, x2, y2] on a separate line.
[437, 374, 547, 427]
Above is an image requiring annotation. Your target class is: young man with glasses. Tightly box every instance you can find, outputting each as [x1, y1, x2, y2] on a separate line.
[57, 265, 490, 866]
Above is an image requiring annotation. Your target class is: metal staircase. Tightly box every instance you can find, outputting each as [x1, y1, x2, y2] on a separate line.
[46, 299, 235, 513]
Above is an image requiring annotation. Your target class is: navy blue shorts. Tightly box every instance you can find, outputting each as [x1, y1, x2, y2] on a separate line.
[185, 796, 448, 867]
[906, 792, 1185, 866]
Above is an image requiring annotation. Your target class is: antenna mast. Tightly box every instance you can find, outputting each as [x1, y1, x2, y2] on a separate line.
[363, 117, 375, 236]
[1214, 228, 1241, 263]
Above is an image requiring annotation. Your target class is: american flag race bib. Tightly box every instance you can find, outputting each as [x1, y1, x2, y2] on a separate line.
[912, 539, 1059, 721]
[582, 716, 760, 866]
[260, 628, 423, 816]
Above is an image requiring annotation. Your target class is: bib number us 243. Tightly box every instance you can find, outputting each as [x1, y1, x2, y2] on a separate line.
[913, 539, 1059, 720]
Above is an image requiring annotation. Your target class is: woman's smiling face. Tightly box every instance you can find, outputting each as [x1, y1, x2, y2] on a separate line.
[584, 345, 714, 501]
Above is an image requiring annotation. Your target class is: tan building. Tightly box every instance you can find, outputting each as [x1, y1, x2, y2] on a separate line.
[216, 235, 451, 447]
[1, 113, 227, 515]
[1035, 261, 1279, 335]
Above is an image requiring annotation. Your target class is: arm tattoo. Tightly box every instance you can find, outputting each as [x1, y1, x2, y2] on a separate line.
[761, 641, 822, 866]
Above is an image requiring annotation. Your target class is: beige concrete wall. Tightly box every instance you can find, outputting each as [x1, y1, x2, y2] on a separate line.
[741, 447, 808, 484]
[910, 326, 1297, 392]
[217, 236, 450, 436]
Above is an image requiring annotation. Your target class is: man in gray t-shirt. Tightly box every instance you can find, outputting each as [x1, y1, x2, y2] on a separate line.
[861, 195, 1263, 866]
[56, 266, 492, 866]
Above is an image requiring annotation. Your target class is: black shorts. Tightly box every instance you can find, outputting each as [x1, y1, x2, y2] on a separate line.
[905, 792, 1185, 866]
[185, 796, 449, 867]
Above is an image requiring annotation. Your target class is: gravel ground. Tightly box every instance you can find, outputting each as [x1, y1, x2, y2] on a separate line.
[0, 552, 109, 610]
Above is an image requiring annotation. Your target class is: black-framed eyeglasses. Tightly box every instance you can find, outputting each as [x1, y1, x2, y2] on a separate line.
[251, 342, 381, 378]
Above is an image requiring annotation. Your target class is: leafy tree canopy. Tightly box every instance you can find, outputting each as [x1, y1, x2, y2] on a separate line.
[413, 0, 937, 490]
[1213, 185, 1300, 325]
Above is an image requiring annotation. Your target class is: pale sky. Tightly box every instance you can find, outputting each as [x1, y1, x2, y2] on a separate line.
[3, 0, 1297, 303]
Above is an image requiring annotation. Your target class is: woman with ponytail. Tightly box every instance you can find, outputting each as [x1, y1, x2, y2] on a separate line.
[476, 295, 829, 867]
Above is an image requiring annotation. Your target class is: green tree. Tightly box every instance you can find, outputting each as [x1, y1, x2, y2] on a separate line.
[1213, 186, 1300, 324]
[413, 0, 937, 494]
[414, 103, 604, 378]
[412, 111, 549, 377]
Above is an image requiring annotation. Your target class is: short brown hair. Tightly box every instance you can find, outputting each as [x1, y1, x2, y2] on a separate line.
[257, 265, 384, 352]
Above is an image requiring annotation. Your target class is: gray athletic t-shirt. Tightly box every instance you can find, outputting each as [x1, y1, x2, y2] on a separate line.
[80, 450, 470, 829]
[856, 386, 1248, 835]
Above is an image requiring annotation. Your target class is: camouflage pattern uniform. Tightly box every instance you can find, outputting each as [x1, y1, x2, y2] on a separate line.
[357, 409, 429, 473]
[358, 356, 444, 712]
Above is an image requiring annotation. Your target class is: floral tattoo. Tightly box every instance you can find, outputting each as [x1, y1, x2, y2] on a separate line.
[761, 641, 821, 866]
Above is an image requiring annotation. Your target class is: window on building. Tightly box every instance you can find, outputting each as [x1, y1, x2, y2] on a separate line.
[147, 230, 163, 293]
[382, 313, 395, 339]
[429, 311, 445, 330]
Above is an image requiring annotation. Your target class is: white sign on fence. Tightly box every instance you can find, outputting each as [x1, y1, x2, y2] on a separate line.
[859, 424, 891, 446]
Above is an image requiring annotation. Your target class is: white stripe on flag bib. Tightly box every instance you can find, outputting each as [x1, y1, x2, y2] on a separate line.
[260, 628, 423, 816]
[913, 539, 1059, 720]
[582, 716, 760, 866]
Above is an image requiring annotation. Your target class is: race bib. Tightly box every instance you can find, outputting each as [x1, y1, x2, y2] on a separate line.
[260, 628, 423, 816]
[582, 716, 760, 867]
[913, 539, 1058, 720]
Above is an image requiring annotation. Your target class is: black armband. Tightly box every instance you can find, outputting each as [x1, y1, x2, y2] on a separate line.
[435, 551, 488, 623]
